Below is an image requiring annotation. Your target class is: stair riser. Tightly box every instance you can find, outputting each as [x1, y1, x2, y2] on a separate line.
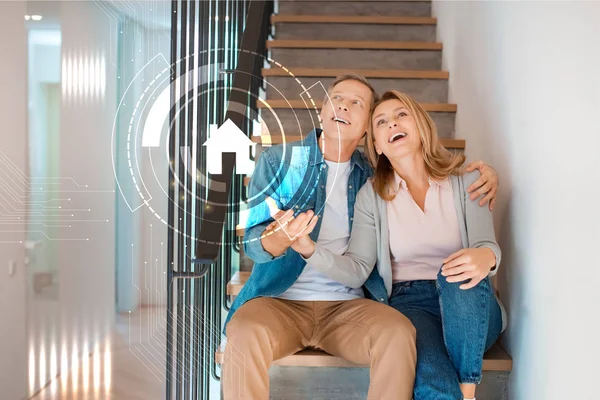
[269, 367, 508, 400]
[278, 1, 432, 17]
[260, 109, 456, 139]
[270, 48, 442, 70]
[265, 76, 449, 104]
[275, 23, 436, 42]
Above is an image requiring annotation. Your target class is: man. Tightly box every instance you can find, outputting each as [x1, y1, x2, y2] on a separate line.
[222, 74, 498, 399]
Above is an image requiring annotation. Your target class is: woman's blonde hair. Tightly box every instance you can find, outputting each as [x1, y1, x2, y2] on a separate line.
[365, 90, 466, 201]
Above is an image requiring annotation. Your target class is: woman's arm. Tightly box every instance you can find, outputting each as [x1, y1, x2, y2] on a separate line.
[441, 171, 502, 289]
[291, 183, 379, 288]
[462, 171, 502, 271]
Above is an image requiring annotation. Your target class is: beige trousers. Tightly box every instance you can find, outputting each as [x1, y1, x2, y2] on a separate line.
[223, 297, 416, 400]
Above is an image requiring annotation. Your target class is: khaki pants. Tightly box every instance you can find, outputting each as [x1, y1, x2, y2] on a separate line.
[223, 297, 416, 400]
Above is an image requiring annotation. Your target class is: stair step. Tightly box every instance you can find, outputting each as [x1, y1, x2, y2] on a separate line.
[270, 47, 442, 71]
[278, 1, 432, 17]
[271, 15, 437, 24]
[269, 369, 508, 400]
[259, 108, 456, 139]
[263, 68, 448, 103]
[273, 16, 436, 42]
[217, 343, 511, 371]
[262, 68, 448, 79]
[220, 274, 512, 371]
[248, 136, 465, 149]
[257, 99, 456, 112]
[227, 271, 250, 295]
[268, 39, 442, 50]
[251, 135, 464, 147]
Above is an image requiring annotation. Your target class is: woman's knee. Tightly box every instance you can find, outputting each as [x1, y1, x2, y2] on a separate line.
[436, 270, 492, 298]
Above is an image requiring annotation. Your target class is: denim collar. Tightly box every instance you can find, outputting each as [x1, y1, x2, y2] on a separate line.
[303, 129, 366, 171]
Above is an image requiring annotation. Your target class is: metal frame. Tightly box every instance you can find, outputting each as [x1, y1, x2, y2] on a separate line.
[166, 1, 273, 398]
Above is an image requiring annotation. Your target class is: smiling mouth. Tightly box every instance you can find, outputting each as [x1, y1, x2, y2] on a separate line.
[388, 132, 407, 143]
[333, 117, 350, 125]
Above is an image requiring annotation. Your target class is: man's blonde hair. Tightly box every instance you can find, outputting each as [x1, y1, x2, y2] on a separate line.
[327, 73, 379, 110]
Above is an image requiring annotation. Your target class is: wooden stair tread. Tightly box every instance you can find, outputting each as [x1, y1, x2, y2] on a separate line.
[240, 139, 465, 188]
[267, 40, 443, 50]
[271, 15, 437, 25]
[216, 344, 511, 370]
[227, 271, 250, 295]
[262, 67, 448, 79]
[257, 99, 457, 112]
[249, 136, 465, 149]
[222, 271, 512, 371]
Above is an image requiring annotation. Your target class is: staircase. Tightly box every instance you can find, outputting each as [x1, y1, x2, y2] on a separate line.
[224, 1, 512, 399]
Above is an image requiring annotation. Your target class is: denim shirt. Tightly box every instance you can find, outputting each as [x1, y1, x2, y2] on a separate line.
[223, 129, 388, 332]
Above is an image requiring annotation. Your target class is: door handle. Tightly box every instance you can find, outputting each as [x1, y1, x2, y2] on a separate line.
[23, 240, 41, 250]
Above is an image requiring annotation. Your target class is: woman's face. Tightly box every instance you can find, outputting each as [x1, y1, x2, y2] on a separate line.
[371, 99, 421, 161]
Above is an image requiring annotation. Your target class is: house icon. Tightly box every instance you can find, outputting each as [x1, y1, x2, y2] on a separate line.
[202, 118, 255, 175]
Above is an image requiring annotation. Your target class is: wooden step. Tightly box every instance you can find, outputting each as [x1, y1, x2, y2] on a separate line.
[220, 274, 512, 371]
[257, 99, 456, 112]
[267, 39, 443, 50]
[265, 74, 449, 103]
[227, 271, 250, 296]
[271, 15, 437, 25]
[216, 343, 511, 371]
[273, 16, 437, 42]
[278, 1, 432, 18]
[270, 48, 442, 70]
[241, 138, 466, 189]
[263, 67, 448, 79]
[249, 136, 465, 149]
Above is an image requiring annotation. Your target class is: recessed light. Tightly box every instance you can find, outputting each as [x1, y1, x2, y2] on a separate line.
[31, 15, 43, 21]
[24, 15, 31, 20]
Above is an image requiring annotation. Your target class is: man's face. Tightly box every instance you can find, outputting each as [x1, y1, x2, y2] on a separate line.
[320, 79, 372, 145]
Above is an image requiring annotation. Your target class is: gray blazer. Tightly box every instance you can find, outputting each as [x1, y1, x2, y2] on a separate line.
[305, 171, 502, 298]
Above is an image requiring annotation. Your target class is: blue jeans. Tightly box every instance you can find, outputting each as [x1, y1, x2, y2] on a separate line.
[389, 270, 503, 400]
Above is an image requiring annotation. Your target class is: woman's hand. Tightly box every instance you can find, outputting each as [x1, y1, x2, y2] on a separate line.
[290, 233, 317, 258]
[441, 248, 497, 290]
[465, 161, 499, 210]
[288, 212, 319, 257]
[264, 209, 319, 258]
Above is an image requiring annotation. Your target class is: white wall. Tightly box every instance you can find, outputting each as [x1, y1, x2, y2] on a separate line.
[116, 21, 171, 310]
[139, 27, 171, 307]
[20, 1, 118, 395]
[432, 1, 600, 399]
[58, 0, 118, 350]
[0, 3, 29, 399]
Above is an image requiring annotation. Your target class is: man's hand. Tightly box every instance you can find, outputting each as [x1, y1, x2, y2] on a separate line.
[260, 197, 318, 258]
[441, 248, 496, 290]
[465, 161, 499, 211]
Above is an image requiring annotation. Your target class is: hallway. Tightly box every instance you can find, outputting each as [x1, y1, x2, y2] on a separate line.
[32, 309, 165, 400]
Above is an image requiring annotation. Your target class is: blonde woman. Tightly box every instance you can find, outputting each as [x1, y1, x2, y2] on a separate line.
[290, 91, 506, 400]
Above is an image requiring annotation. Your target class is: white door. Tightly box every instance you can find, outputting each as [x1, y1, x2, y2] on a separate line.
[0, 2, 30, 399]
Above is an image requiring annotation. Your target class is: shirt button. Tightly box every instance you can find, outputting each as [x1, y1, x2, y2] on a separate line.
[295, 205, 299, 209]
[379, 298, 385, 302]
[349, 185, 352, 189]
[321, 185, 325, 188]
[350, 217, 353, 221]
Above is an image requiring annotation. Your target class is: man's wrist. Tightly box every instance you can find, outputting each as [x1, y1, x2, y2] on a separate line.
[260, 230, 291, 257]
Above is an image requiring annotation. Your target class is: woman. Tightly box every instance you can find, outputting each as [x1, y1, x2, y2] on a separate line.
[290, 90, 506, 400]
